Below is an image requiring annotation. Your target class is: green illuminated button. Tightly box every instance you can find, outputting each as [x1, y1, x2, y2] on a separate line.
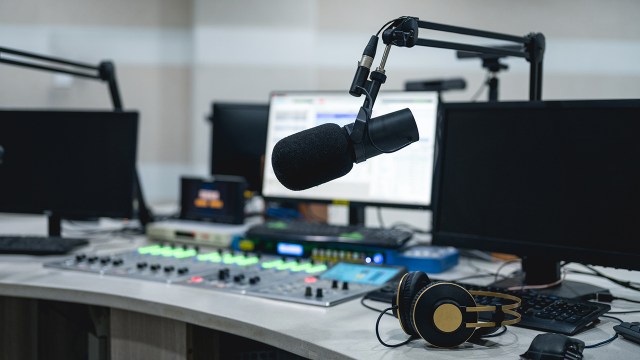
[196, 252, 222, 262]
[236, 257, 260, 266]
[138, 245, 162, 255]
[290, 263, 314, 272]
[222, 254, 244, 264]
[173, 249, 197, 259]
[159, 247, 177, 257]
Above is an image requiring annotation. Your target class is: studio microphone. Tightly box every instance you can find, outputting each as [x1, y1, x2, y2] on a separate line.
[271, 108, 419, 191]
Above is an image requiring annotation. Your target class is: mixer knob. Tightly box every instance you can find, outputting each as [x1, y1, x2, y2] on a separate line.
[316, 288, 324, 298]
[342, 282, 349, 290]
[150, 264, 161, 271]
[233, 274, 245, 283]
[87, 256, 98, 264]
[163, 265, 175, 273]
[137, 262, 148, 269]
[249, 276, 261, 285]
[331, 280, 339, 289]
[304, 286, 313, 297]
[75, 254, 86, 262]
[100, 256, 111, 265]
[112, 258, 124, 266]
[177, 267, 189, 275]
[218, 269, 228, 280]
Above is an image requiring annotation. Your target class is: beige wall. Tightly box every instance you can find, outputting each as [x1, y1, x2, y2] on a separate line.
[2, 0, 640, 220]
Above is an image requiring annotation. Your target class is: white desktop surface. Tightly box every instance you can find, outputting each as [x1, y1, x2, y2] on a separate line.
[1, 214, 640, 359]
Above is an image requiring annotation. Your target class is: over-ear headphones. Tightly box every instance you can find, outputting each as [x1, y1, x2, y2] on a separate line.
[392, 271, 521, 348]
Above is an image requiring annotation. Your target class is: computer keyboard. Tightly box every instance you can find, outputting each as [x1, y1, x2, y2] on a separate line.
[366, 280, 611, 335]
[0, 235, 89, 255]
[246, 221, 413, 248]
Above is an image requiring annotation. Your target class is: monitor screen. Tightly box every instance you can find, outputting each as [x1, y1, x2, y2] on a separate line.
[0, 110, 138, 219]
[262, 91, 439, 209]
[210, 102, 269, 193]
[432, 100, 640, 272]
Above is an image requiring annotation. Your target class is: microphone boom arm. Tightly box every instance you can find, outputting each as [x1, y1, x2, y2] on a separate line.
[350, 17, 545, 106]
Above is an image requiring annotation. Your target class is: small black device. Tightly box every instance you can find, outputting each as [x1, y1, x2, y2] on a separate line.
[209, 102, 269, 194]
[614, 322, 640, 346]
[180, 176, 247, 224]
[520, 333, 585, 360]
[391, 271, 521, 348]
[0, 235, 88, 255]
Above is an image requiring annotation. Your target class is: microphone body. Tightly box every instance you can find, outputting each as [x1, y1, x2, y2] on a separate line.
[271, 109, 419, 191]
[271, 123, 354, 191]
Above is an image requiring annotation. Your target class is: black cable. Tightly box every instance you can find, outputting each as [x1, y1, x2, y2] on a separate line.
[375, 306, 415, 347]
[480, 326, 507, 338]
[376, 16, 410, 37]
[569, 264, 640, 292]
[470, 72, 490, 101]
[361, 296, 395, 317]
[390, 222, 430, 234]
[376, 207, 385, 228]
[583, 315, 623, 349]
[608, 310, 640, 314]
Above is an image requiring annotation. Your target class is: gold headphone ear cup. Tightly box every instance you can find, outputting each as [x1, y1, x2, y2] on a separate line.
[396, 272, 431, 336]
[411, 283, 478, 348]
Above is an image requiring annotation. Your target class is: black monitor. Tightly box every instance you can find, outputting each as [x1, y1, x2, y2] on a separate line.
[432, 99, 640, 297]
[261, 91, 439, 213]
[0, 110, 139, 234]
[209, 102, 269, 194]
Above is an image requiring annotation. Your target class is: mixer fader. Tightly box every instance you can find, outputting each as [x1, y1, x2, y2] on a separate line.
[45, 244, 402, 307]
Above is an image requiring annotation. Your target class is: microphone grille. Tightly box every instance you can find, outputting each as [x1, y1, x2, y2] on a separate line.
[272, 123, 354, 191]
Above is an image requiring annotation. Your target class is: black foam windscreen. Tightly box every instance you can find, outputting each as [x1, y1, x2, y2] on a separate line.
[271, 123, 355, 191]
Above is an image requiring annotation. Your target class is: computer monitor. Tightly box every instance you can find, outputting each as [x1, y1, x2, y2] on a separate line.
[0, 110, 139, 233]
[209, 102, 269, 194]
[432, 100, 640, 297]
[262, 91, 439, 211]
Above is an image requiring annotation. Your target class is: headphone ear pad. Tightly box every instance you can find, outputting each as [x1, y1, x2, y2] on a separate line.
[411, 282, 478, 348]
[395, 271, 431, 336]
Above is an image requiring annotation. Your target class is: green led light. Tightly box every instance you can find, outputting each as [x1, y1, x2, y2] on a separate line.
[196, 252, 222, 262]
[173, 249, 197, 259]
[290, 263, 313, 272]
[137, 245, 162, 255]
[306, 264, 328, 273]
[236, 257, 259, 266]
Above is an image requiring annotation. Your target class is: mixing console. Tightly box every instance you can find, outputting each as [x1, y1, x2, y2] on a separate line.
[45, 244, 402, 306]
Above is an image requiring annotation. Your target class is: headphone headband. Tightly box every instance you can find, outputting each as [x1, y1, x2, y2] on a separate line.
[465, 290, 522, 328]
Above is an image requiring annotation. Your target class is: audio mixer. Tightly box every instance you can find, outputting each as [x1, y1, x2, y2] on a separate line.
[45, 244, 402, 307]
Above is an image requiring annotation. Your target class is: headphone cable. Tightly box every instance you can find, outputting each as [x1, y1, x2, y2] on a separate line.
[376, 306, 416, 347]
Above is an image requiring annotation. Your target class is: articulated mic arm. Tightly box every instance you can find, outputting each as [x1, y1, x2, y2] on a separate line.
[346, 17, 545, 161]
[0, 46, 123, 110]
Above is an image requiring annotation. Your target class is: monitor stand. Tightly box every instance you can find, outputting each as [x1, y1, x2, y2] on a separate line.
[490, 256, 609, 299]
[47, 213, 62, 237]
[348, 205, 366, 226]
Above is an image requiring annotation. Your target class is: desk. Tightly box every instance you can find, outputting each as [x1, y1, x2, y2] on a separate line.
[1, 216, 640, 359]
